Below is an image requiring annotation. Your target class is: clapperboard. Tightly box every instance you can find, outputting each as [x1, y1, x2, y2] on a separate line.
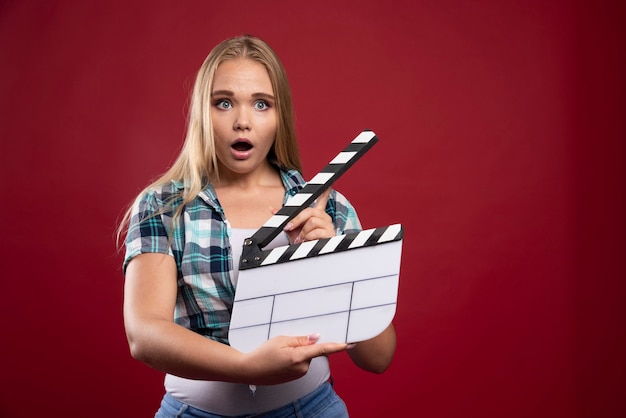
[228, 130, 404, 353]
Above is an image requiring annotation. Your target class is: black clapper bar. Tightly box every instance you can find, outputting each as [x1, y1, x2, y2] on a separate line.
[240, 129, 379, 269]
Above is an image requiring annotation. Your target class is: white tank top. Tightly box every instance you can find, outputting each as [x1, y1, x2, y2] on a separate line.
[164, 227, 330, 415]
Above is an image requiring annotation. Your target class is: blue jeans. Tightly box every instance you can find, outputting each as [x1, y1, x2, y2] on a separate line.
[154, 381, 349, 418]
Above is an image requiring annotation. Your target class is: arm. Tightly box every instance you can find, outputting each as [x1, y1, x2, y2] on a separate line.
[346, 324, 396, 373]
[123, 252, 349, 385]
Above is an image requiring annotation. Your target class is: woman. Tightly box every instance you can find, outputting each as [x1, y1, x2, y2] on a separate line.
[119, 34, 396, 417]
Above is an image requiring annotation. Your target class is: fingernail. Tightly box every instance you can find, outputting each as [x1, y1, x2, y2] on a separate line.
[293, 234, 302, 244]
[308, 333, 320, 341]
[346, 343, 356, 350]
[283, 222, 294, 231]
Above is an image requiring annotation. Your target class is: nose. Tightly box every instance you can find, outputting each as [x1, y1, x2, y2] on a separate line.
[234, 107, 250, 131]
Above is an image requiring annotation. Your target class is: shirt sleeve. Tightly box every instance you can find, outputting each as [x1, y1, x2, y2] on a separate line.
[122, 190, 174, 275]
[328, 189, 362, 235]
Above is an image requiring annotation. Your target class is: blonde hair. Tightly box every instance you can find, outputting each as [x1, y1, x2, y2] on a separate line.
[117, 34, 301, 246]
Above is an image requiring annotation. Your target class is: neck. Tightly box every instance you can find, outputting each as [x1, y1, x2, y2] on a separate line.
[214, 162, 280, 190]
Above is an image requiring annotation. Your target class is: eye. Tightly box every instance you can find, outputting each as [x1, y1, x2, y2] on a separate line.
[215, 99, 232, 110]
[254, 100, 270, 110]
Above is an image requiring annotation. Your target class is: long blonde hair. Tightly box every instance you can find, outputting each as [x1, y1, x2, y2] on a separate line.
[117, 34, 301, 246]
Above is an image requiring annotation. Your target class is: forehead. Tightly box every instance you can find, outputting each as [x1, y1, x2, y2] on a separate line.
[213, 58, 273, 93]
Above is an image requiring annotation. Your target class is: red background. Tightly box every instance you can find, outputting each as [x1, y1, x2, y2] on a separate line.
[1, 1, 625, 417]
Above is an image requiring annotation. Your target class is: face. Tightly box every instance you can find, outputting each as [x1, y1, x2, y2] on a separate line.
[210, 58, 277, 180]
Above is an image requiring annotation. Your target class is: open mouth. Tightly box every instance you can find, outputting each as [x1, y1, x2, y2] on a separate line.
[232, 140, 252, 152]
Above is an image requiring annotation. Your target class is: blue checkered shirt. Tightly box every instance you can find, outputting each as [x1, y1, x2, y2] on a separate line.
[123, 169, 362, 344]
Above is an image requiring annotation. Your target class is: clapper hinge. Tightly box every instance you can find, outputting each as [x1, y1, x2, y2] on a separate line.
[240, 237, 264, 269]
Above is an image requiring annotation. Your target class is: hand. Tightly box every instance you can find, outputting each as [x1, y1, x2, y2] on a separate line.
[241, 333, 348, 385]
[280, 189, 335, 244]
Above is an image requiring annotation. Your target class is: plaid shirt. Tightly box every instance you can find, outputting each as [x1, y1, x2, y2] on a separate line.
[123, 168, 362, 344]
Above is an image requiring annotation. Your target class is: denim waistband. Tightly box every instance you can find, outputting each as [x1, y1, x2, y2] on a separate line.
[156, 379, 347, 418]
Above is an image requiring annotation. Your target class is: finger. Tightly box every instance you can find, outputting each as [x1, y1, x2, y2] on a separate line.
[313, 188, 331, 211]
[283, 201, 331, 234]
[282, 208, 313, 233]
[287, 333, 320, 347]
[285, 334, 348, 358]
[298, 341, 349, 359]
[284, 214, 332, 244]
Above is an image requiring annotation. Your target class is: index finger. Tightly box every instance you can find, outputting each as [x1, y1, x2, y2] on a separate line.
[313, 188, 331, 211]
[283, 188, 332, 233]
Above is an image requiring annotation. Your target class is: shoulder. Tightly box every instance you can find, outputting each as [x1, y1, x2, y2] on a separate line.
[327, 189, 362, 234]
[327, 188, 356, 217]
[143, 180, 183, 203]
[132, 181, 184, 214]
[328, 188, 350, 206]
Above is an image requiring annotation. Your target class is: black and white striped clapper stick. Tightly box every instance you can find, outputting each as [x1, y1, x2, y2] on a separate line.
[241, 129, 380, 257]
[229, 130, 404, 353]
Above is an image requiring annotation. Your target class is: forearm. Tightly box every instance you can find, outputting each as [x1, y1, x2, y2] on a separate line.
[125, 314, 349, 385]
[123, 253, 347, 386]
[125, 316, 247, 382]
[347, 324, 396, 373]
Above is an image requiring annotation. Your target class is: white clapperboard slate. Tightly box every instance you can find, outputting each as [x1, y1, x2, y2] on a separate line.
[228, 130, 404, 353]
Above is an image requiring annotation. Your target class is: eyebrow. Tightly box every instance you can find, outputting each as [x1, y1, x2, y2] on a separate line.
[211, 90, 275, 100]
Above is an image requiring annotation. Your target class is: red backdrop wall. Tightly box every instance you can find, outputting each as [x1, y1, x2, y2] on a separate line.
[1, 1, 624, 417]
